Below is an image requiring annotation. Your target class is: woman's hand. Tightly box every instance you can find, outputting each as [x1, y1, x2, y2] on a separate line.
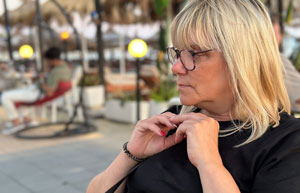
[127, 112, 178, 159]
[170, 112, 222, 169]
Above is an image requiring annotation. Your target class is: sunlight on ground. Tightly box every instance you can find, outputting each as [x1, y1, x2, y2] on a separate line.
[0, 132, 103, 155]
[0, 106, 103, 155]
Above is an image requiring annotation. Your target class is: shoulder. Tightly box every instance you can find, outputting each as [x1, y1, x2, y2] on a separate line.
[52, 63, 71, 73]
[262, 112, 300, 143]
[251, 112, 300, 159]
[240, 112, 300, 162]
[271, 112, 300, 135]
[249, 113, 300, 192]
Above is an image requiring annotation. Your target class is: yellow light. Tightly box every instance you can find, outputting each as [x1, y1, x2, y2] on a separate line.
[19, 44, 34, 59]
[128, 39, 148, 58]
[60, 31, 70, 40]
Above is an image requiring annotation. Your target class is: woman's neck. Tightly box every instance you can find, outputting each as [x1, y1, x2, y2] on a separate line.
[200, 109, 234, 121]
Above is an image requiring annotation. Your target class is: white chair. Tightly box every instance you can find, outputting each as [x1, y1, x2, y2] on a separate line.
[43, 66, 84, 122]
[17, 81, 72, 123]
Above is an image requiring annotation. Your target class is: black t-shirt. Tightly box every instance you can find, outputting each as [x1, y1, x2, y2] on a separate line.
[126, 105, 300, 193]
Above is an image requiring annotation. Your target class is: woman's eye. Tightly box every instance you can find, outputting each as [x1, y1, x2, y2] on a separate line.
[194, 54, 204, 59]
[194, 54, 208, 63]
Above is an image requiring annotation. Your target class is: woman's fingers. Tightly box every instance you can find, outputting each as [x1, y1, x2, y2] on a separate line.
[172, 115, 213, 143]
[174, 122, 189, 143]
[136, 114, 177, 136]
[162, 112, 177, 119]
[151, 116, 176, 132]
[170, 112, 208, 125]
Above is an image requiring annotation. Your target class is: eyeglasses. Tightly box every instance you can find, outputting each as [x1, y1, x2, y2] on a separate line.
[166, 47, 214, 71]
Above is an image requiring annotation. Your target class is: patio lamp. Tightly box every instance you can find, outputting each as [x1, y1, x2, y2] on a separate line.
[19, 44, 34, 74]
[19, 44, 34, 59]
[60, 31, 70, 62]
[128, 39, 148, 121]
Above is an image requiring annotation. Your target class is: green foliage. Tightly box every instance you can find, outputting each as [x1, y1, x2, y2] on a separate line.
[154, 0, 169, 17]
[159, 26, 167, 52]
[293, 48, 300, 70]
[151, 76, 178, 102]
[79, 73, 102, 86]
[285, 0, 294, 25]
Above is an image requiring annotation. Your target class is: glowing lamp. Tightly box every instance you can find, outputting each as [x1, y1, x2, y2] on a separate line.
[19, 44, 34, 59]
[60, 31, 70, 41]
[128, 39, 148, 58]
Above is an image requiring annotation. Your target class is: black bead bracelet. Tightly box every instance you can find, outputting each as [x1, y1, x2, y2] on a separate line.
[123, 142, 146, 162]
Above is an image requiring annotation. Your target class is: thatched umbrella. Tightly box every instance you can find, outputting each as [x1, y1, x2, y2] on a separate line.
[42, 0, 95, 24]
[1, 0, 186, 25]
[1, 0, 300, 26]
[1, 0, 36, 25]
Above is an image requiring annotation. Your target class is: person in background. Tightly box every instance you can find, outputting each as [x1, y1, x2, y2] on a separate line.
[272, 14, 300, 112]
[87, 0, 300, 193]
[0, 62, 18, 99]
[1, 47, 71, 134]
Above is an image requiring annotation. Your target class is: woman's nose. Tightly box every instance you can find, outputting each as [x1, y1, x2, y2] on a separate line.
[171, 58, 187, 75]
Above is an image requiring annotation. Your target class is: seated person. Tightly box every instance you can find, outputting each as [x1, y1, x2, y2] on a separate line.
[272, 14, 300, 112]
[0, 62, 20, 99]
[1, 47, 71, 134]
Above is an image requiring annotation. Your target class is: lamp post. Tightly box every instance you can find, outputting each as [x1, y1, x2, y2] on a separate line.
[36, 0, 44, 72]
[93, 0, 107, 99]
[128, 39, 148, 121]
[60, 31, 70, 62]
[19, 44, 34, 74]
[3, 0, 13, 63]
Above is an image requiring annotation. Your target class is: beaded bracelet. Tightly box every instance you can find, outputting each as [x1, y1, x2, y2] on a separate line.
[123, 142, 146, 162]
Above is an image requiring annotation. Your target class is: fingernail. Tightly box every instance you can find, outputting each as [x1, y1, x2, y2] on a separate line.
[172, 124, 178, 128]
[160, 131, 166, 137]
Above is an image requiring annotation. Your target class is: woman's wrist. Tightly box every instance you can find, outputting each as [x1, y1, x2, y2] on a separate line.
[195, 155, 223, 173]
[197, 162, 240, 193]
[123, 142, 147, 163]
[120, 149, 140, 165]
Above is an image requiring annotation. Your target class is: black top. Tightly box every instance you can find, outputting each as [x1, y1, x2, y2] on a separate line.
[126, 105, 300, 193]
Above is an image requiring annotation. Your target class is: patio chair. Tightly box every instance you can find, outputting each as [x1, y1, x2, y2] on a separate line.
[15, 81, 72, 123]
[46, 65, 84, 122]
[12, 66, 97, 139]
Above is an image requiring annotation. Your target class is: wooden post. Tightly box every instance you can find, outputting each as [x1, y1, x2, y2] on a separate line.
[36, 0, 44, 72]
[95, 0, 107, 99]
[3, 0, 13, 63]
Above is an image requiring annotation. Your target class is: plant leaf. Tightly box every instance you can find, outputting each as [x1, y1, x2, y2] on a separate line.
[286, 0, 294, 25]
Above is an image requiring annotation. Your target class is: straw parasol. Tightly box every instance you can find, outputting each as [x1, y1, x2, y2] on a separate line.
[1, 0, 36, 25]
[0, 0, 187, 26]
[41, 0, 153, 25]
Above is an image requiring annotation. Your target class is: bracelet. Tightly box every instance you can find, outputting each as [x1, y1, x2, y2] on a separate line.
[123, 142, 146, 162]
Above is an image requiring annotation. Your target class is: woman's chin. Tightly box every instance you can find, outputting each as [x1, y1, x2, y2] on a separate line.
[179, 96, 196, 106]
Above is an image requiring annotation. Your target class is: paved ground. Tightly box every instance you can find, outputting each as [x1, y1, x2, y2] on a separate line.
[0, 107, 135, 193]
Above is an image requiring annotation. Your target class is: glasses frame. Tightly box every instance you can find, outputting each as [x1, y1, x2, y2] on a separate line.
[166, 47, 214, 71]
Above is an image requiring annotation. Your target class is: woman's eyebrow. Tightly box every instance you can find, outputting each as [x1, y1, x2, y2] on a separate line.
[190, 44, 202, 51]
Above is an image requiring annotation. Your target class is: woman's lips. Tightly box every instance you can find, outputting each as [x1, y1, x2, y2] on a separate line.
[178, 84, 191, 89]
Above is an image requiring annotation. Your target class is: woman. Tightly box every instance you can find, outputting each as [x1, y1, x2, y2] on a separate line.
[87, 0, 300, 192]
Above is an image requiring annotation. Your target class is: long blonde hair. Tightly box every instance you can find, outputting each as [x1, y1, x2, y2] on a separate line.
[171, 0, 290, 145]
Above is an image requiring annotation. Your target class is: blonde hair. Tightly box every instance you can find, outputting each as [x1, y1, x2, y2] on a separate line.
[171, 0, 290, 145]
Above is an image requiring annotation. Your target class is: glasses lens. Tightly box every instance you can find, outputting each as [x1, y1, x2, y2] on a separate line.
[181, 50, 194, 70]
[167, 48, 178, 64]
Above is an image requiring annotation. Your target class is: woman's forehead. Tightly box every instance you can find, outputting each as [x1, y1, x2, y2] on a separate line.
[174, 42, 211, 51]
